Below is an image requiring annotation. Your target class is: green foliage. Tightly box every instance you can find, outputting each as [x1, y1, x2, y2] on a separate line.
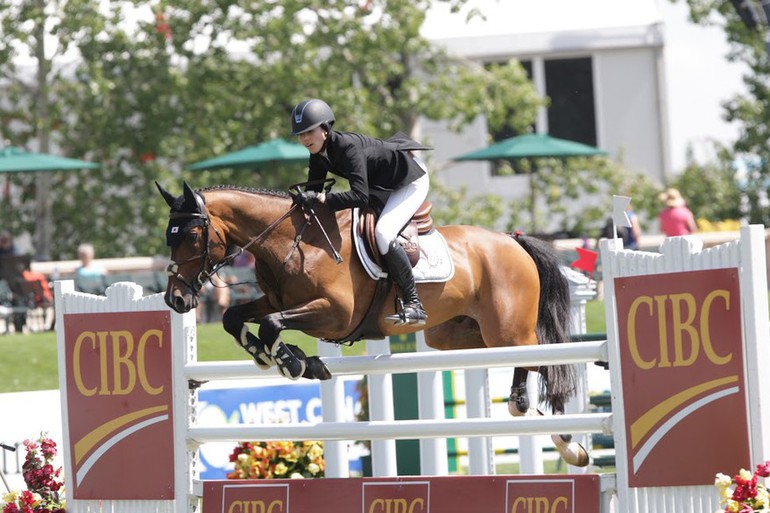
[667, 145, 743, 223]
[0, 0, 542, 259]
[675, 0, 770, 225]
[504, 156, 658, 237]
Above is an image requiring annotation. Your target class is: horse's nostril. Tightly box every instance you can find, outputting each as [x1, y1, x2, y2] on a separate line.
[173, 296, 187, 312]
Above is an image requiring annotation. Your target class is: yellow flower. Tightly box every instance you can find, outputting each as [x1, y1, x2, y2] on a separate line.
[274, 462, 288, 476]
[290, 473, 304, 479]
[715, 473, 732, 488]
[1, 490, 18, 505]
[307, 462, 320, 475]
[739, 469, 754, 481]
[726, 499, 740, 512]
[307, 443, 323, 461]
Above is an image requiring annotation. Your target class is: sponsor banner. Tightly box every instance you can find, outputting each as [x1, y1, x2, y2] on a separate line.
[197, 379, 363, 479]
[615, 268, 750, 487]
[62, 311, 175, 499]
[202, 475, 600, 513]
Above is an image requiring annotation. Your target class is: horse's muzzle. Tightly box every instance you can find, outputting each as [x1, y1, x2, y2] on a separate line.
[165, 286, 197, 313]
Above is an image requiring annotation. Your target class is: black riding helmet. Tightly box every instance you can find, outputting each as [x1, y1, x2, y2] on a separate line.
[291, 99, 335, 135]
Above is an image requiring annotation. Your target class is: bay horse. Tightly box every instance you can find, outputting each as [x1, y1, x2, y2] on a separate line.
[157, 182, 589, 467]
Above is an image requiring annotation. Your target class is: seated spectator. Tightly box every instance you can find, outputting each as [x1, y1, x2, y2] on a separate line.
[75, 243, 106, 278]
[75, 243, 107, 294]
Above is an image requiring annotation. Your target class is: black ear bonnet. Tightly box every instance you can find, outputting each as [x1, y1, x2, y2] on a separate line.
[165, 186, 207, 247]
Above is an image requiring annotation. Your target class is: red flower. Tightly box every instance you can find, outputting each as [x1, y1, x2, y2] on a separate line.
[757, 461, 770, 478]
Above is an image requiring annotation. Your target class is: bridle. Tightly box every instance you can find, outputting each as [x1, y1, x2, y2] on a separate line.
[165, 191, 300, 297]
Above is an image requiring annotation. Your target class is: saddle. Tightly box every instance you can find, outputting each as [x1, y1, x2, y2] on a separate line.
[357, 201, 434, 268]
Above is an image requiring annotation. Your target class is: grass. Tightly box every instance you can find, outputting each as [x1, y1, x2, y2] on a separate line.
[0, 300, 609, 394]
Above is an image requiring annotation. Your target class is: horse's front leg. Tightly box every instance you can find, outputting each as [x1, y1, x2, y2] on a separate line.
[222, 298, 276, 372]
[222, 297, 332, 381]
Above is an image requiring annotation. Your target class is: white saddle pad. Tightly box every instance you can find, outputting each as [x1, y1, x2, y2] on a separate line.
[352, 208, 454, 283]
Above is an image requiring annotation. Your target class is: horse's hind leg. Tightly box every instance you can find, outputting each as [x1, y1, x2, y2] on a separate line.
[508, 368, 539, 416]
[508, 368, 589, 467]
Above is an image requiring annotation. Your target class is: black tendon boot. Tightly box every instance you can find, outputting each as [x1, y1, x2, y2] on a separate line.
[382, 240, 427, 325]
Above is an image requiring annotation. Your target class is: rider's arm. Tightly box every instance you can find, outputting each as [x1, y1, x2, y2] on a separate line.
[323, 140, 369, 211]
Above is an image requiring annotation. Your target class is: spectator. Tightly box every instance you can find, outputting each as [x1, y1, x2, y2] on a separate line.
[658, 188, 697, 236]
[74, 243, 107, 294]
[600, 203, 641, 249]
[75, 243, 107, 278]
[0, 231, 15, 256]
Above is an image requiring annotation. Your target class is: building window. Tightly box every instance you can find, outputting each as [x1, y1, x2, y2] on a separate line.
[544, 57, 596, 147]
[488, 56, 597, 176]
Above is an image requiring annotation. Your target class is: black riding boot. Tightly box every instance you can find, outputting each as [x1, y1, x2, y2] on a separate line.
[382, 240, 427, 326]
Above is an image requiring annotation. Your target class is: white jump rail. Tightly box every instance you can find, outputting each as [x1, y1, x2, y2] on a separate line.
[184, 340, 608, 380]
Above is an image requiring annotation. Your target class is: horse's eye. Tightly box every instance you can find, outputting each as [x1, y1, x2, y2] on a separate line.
[185, 231, 199, 244]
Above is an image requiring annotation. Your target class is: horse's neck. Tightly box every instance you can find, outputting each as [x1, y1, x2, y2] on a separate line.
[207, 190, 291, 247]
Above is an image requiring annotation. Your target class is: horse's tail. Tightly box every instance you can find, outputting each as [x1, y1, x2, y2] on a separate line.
[513, 232, 576, 412]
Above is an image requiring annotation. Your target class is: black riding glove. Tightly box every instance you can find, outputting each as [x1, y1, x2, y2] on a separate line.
[295, 190, 319, 207]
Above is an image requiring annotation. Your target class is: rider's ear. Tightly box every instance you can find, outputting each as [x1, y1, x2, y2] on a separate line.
[156, 181, 176, 208]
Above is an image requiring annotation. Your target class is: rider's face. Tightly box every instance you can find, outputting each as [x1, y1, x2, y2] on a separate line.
[298, 127, 327, 154]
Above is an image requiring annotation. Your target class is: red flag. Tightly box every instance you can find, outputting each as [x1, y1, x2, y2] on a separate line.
[570, 247, 598, 275]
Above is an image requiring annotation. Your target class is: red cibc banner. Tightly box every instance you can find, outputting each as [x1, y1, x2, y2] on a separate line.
[62, 311, 175, 499]
[614, 268, 750, 487]
[202, 475, 601, 513]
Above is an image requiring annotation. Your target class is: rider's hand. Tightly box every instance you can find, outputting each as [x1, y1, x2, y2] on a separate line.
[295, 190, 319, 207]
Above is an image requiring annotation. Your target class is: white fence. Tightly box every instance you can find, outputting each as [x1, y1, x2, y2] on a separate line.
[54, 225, 770, 513]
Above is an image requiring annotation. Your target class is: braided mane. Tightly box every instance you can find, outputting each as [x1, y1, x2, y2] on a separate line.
[197, 184, 290, 199]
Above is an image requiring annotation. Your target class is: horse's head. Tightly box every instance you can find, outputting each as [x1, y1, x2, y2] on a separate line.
[156, 182, 228, 313]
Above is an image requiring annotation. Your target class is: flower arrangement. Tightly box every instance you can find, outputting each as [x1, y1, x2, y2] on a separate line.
[1, 435, 66, 513]
[715, 461, 770, 512]
[227, 441, 324, 480]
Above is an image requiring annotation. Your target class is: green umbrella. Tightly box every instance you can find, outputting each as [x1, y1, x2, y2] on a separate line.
[186, 138, 309, 171]
[453, 133, 608, 232]
[0, 146, 100, 260]
[453, 133, 607, 161]
[0, 146, 99, 173]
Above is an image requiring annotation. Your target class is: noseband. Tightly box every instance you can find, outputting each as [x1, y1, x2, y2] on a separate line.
[165, 209, 228, 295]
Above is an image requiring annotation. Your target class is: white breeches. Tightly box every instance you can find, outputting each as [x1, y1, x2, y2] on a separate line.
[375, 156, 430, 255]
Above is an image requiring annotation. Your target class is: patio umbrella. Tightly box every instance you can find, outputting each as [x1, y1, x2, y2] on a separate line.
[453, 133, 607, 232]
[186, 138, 308, 171]
[0, 146, 99, 173]
[0, 146, 100, 260]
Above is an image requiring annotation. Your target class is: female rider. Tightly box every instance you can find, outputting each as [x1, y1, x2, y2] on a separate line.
[291, 98, 430, 326]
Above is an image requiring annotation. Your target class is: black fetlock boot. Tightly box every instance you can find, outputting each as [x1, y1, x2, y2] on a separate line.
[382, 240, 427, 326]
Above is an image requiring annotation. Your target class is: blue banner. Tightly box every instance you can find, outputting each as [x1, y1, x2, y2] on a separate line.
[197, 379, 364, 479]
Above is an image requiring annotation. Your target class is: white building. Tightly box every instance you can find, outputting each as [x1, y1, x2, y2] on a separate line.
[418, 0, 673, 222]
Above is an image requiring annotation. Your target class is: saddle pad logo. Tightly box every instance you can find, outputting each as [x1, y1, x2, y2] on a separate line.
[614, 268, 750, 487]
[363, 482, 430, 513]
[63, 310, 174, 499]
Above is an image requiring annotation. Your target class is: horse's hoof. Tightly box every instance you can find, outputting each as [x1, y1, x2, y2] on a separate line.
[304, 356, 333, 381]
[507, 400, 539, 417]
[551, 434, 589, 467]
[271, 341, 306, 381]
[507, 395, 530, 416]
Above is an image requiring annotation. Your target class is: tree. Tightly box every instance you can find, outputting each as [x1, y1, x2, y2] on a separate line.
[0, 0, 542, 259]
[676, 0, 770, 225]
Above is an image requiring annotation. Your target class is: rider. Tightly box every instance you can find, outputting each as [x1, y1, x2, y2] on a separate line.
[290, 98, 430, 326]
